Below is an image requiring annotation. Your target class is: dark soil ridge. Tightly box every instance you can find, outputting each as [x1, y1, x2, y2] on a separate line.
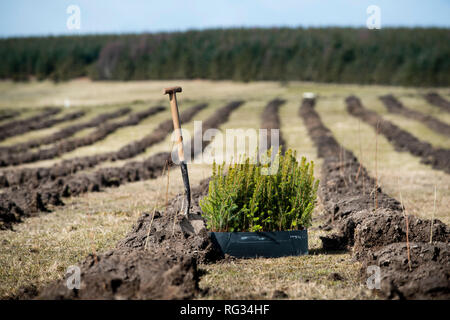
[361, 242, 450, 299]
[261, 98, 286, 154]
[0, 104, 206, 189]
[0, 106, 165, 167]
[0, 101, 243, 230]
[424, 92, 450, 113]
[185, 101, 244, 158]
[0, 107, 61, 142]
[299, 97, 450, 299]
[0, 109, 21, 122]
[347, 96, 450, 174]
[0, 107, 131, 154]
[380, 94, 450, 137]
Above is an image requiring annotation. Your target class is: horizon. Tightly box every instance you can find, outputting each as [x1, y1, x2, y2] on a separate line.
[3, 25, 450, 40]
[1, 0, 449, 39]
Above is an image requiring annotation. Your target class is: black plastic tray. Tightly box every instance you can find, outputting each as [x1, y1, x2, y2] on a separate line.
[209, 230, 308, 258]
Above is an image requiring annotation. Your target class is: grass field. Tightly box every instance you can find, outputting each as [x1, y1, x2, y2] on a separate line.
[0, 79, 448, 299]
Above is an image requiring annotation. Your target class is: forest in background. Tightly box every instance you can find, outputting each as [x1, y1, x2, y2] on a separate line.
[0, 27, 449, 86]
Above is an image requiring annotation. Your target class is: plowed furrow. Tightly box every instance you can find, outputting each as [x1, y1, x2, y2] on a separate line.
[0, 107, 61, 141]
[424, 92, 450, 113]
[0, 106, 165, 167]
[380, 94, 450, 137]
[0, 108, 131, 154]
[347, 96, 450, 174]
[0, 109, 20, 122]
[261, 98, 286, 154]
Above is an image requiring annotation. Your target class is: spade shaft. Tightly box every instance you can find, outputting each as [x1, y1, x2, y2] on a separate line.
[164, 86, 191, 215]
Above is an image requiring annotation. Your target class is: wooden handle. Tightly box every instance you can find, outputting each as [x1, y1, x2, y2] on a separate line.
[168, 92, 185, 162]
[164, 86, 182, 94]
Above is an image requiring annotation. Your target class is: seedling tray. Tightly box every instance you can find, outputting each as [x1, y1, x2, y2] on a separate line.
[209, 230, 308, 258]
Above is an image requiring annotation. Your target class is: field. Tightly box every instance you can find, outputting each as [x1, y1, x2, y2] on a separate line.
[0, 79, 449, 299]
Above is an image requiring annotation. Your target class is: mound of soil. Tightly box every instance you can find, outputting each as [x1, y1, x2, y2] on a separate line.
[380, 94, 450, 137]
[0, 108, 131, 154]
[347, 96, 450, 174]
[38, 251, 200, 300]
[322, 207, 449, 253]
[0, 106, 165, 167]
[362, 242, 450, 299]
[299, 97, 450, 299]
[424, 92, 450, 113]
[261, 99, 286, 154]
[117, 178, 220, 262]
[0, 101, 243, 229]
[354, 211, 449, 254]
[0, 107, 61, 142]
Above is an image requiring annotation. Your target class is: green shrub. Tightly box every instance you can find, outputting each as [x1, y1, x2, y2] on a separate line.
[200, 149, 319, 232]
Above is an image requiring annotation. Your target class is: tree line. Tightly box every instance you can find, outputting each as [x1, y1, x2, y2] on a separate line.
[0, 27, 449, 86]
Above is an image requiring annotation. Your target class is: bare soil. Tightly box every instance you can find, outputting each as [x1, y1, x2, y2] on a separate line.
[380, 94, 450, 137]
[361, 242, 449, 299]
[0, 109, 21, 122]
[424, 92, 450, 113]
[347, 96, 450, 174]
[261, 98, 286, 153]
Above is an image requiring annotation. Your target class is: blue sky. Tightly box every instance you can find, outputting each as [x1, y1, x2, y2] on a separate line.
[0, 0, 449, 38]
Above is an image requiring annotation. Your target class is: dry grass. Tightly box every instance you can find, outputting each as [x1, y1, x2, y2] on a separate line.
[199, 252, 373, 300]
[0, 79, 448, 299]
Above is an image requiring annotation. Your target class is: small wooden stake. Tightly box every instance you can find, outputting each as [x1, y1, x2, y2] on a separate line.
[430, 185, 436, 243]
